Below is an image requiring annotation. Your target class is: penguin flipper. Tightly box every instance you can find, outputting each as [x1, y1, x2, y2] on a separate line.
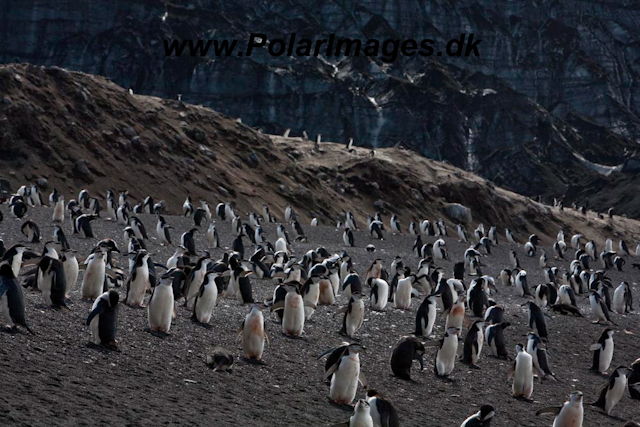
[236, 320, 245, 342]
[264, 320, 270, 346]
[358, 371, 367, 389]
[86, 299, 108, 326]
[323, 360, 340, 380]
[535, 406, 561, 416]
[0, 282, 7, 299]
[589, 343, 602, 351]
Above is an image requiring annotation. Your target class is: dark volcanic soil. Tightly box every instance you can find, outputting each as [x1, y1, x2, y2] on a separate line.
[0, 203, 639, 426]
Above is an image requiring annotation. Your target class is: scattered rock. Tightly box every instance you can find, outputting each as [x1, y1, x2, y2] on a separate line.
[2, 96, 11, 105]
[73, 159, 93, 181]
[35, 178, 48, 189]
[245, 152, 259, 168]
[186, 127, 206, 142]
[199, 145, 216, 160]
[122, 126, 137, 138]
[218, 186, 230, 197]
[443, 203, 472, 224]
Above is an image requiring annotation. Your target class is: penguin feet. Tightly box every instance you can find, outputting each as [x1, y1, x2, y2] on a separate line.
[2, 326, 20, 335]
[468, 364, 481, 370]
[146, 328, 170, 338]
[242, 357, 266, 365]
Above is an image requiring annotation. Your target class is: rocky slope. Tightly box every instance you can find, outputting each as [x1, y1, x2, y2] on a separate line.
[1, 63, 640, 246]
[2, 1, 640, 213]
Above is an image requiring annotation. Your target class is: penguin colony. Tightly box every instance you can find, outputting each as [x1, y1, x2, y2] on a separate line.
[1, 185, 639, 426]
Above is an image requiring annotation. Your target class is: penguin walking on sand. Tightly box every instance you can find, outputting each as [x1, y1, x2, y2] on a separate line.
[270, 283, 313, 337]
[457, 225, 468, 243]
[461, 404, 495, 427]
[462, 320, 485, 368]
[37, 256, 67, 308]
[506, 228, 517, 244]
[183, 196, 194, 217]
[390, 336, 425, 381]
[52, 197, 65, 222]
[0, 264, 35, 334]
[239, 305, 270, 361]
[116, 204, 129, 226]
[365, 389, 399, 427]
[390, 215, 402, 234]
[536, 391, 583, 427]
[208, 223, 220, 248]
[76, 214, 97, 238]
[61, 249, 79, 298]
[322, 343, 367, 405]
[590, 366, 631, 415]
[590, 328, 615, 374]
[511, 344, 534, 399]
[86, 290, 120, 350]
[148, 277, 175, 333]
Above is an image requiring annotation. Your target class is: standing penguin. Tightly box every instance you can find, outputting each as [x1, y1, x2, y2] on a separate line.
[338, 293, 365, 338]
[390, 336, 425, 381]
[324, 343, 366, 405]
[207, 223, 219, 248]
[365, 389, 399, 427]
[486, 322, 510, 359]
[590, 328, 615, 374]
[0, 264, 35, 334]
[414, 294, 437, 337]
[369, 278, 389, 311]
[21, 221, 40, 243]
[333, 399, 373, 427]
[239, 305, 270, 361]
[343, 228, 355, 247]
[462, 320, 485, 368]
[181, 228, 198, 256]
[612, 282, 633, 314]
[461, 404, 495, 427]
[148, 277, 175, 333]
[38, 257, 67, 308]
[590, 366, 631, 415]
[526, 332, 556, 380]
[183, 196, 194, 217]
[192, 271, 229, 324]
[86, 290, 120, 350]
[81, 250, 107, 300]
[52, 197, 65, 222]
[61, 249, 79, 298]
[390, 215, 402, 234]
[628, 358, 640, 400]
[590, 290, 615, 324]
[124, 251, 151, 307]
[434, 327, 460, 377]
[524, 301, 548, 342]
[156, 215, 173, 246]
[511, 344, 534, 399]
[271, 284, 311, 337]
[536, 391, 583, 427]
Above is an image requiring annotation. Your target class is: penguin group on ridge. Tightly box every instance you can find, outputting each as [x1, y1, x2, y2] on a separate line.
[1, 183, 640, 426]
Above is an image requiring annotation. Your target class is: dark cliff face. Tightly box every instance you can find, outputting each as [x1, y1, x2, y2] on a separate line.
[2, 0, 640, 212]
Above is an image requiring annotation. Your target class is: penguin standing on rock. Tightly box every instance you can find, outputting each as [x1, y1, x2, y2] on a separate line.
[86, 290, 120, 350]
[390, 336, 425, 381]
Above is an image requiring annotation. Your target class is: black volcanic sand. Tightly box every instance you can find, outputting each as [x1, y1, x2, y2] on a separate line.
[0, 204, 639, 426]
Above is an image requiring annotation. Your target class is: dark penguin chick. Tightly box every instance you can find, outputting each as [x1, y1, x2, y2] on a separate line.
[461, 404, 495, 427]
[86, 290, 120, 350]
[462, 320, 485, 368]
[0, 264, 35, 334]
[390, 336, 425, 381]
[206, 347, 234, 372]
